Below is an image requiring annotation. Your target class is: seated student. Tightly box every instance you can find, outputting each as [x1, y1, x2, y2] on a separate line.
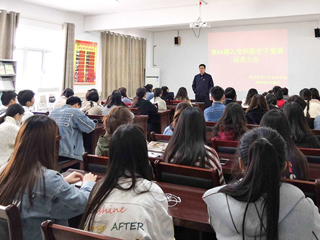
[213, 103, 247, 141]
[282, 87, 289, 100]
[0, 115, 97, 240]
[242, 88, 258, 108]
[310, 88, 320, 105]
[286, 94, 314, 129]
[203, 127, 320, 240]
[161, 86, 174, 102]
[95, 106, 133, 157]
[53, 88, 74, 109]
[150, 88, 167, 110]
[132, 87, 158, 131]
[0, 91, 17, 117]
[145, 84, 154, 101]
[283, 102, 320, 149]
[17, 90, 35, 122]
[261, 109, 309, 180]
[223, 87, 237, 105]
[245, 94, 269, 125]
[49, 96, 95, 161]
[266, 93, 278, 109]
[81, 90, 103, 115]
[164, 107, 225, 185]
[118, 87, 132, 105]
[81, 124, 174, 239]
[0, 104, 24, 167]
[102, 90, 126, 115]
[175, 87, 191, 104]
[204, 86, 225, 122]
[273, 86, 286, 108]
[300, 88, 320, 118]
[163, 102, 190, 135]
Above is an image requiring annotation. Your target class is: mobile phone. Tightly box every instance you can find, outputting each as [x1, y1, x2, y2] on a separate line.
[220, 158, 229, 166]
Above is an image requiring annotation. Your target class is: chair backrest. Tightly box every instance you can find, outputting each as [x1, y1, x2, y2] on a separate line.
[246, 124, 259, 130]
[236, 101, 242, 105]
[132, 115, 148, 139]
[211, 139, 239, 154]
[41, 220, 123, 240]
[298, 147, 320, 163]
[33, 111, 49, 116]
[171, 100, 186, 105]
[283, 178, 320, 209]
[83, 152, 109, 173]
[149, 132, 172, 142]
[87, 115, 104, 124]
[311, 129, 320, 141]
[154, 160, 219, 189]
[0, 204, 23, 240]
[129, 107, 140, 115]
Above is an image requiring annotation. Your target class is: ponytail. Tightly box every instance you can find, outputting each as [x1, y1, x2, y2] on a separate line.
[0, 104, 25, 124]
[306, 99, 310, 118]
[220, 127, 286, 240]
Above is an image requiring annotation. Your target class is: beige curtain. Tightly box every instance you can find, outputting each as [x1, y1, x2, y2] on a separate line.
[62, 23, 75, 90]
[0, 10, 20, 59]
[101, 31, 146, 99]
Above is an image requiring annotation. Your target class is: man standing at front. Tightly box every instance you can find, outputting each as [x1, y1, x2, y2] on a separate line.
[192, 64, 214, 108]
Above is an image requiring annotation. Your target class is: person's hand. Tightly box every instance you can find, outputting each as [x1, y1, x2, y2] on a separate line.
[64, 171, 83, 184]
[83, 172, 97, 183]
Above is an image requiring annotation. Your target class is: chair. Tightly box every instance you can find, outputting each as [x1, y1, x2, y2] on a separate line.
[154, 160, 220, 189]
[211, 139, 239, 154]
[87, 115, 104, 124]
[58, 159, 84, 172]
[33, 111, 49, 116]
[311, 129, 320, 141]
[0, 204, 23, 240]
[170, 100, 186, 105]
[129, 107, 140, 115]
[283, 178, 320, 209]
[133, 115, 148, 139]
[41, 220, 123, 240]
[246, 124, 259, 130]
[149, 132, 172, 142]
[83, 152, 109, 173]
[298, 147, 320, 164]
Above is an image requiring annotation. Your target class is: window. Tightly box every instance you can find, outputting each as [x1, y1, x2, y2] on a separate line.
[13, 22, 64, 110]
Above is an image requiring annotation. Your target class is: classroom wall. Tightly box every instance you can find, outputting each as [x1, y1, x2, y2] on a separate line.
[2, 0, 101, 95]
[153, 20, 320, 100]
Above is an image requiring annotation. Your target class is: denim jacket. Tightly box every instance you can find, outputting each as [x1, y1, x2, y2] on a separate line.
[49, 105, 95, 160]
[204, 102, 226, 122]
[18, 168, 95, 240]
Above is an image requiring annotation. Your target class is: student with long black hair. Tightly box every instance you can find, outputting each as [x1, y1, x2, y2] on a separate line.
[260, 109, 309, 180]
[283, 102, 320, 148]
[164, 107, 225, 185]
[300, 88, 320, 118]
[241, 88, 258, 108]
[213, 102, 247, 141]
[81, 124, 174, 239]
[203, 127, 320, 240]
[0, 115, 97, 240]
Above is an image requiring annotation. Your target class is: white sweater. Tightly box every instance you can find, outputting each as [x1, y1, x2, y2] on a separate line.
[0, 116, 20, 167]
[86, 178, 174, 240]
[150, 96, 167, 110]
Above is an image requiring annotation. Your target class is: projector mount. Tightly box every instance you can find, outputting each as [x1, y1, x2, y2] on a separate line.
[190, 1, 211, 38]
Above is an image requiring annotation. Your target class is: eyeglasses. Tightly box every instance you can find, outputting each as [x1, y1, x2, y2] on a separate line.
[165, 193, 181, 207]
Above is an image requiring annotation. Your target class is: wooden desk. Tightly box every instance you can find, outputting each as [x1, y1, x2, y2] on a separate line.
[63, 169, 214, 233]
[156, 110, 171, 134]
[218, 152, 320, 181]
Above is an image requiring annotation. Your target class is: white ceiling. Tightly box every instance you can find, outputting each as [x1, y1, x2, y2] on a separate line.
[22, 0, 201, 15]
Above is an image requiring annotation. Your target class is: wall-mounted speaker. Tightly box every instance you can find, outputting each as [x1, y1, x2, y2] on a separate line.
[174, 36, 181, 45]
[315, 28, 320, 38]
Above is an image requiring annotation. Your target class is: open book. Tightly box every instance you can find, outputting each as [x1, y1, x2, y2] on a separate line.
[147, 141, 168, 154]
